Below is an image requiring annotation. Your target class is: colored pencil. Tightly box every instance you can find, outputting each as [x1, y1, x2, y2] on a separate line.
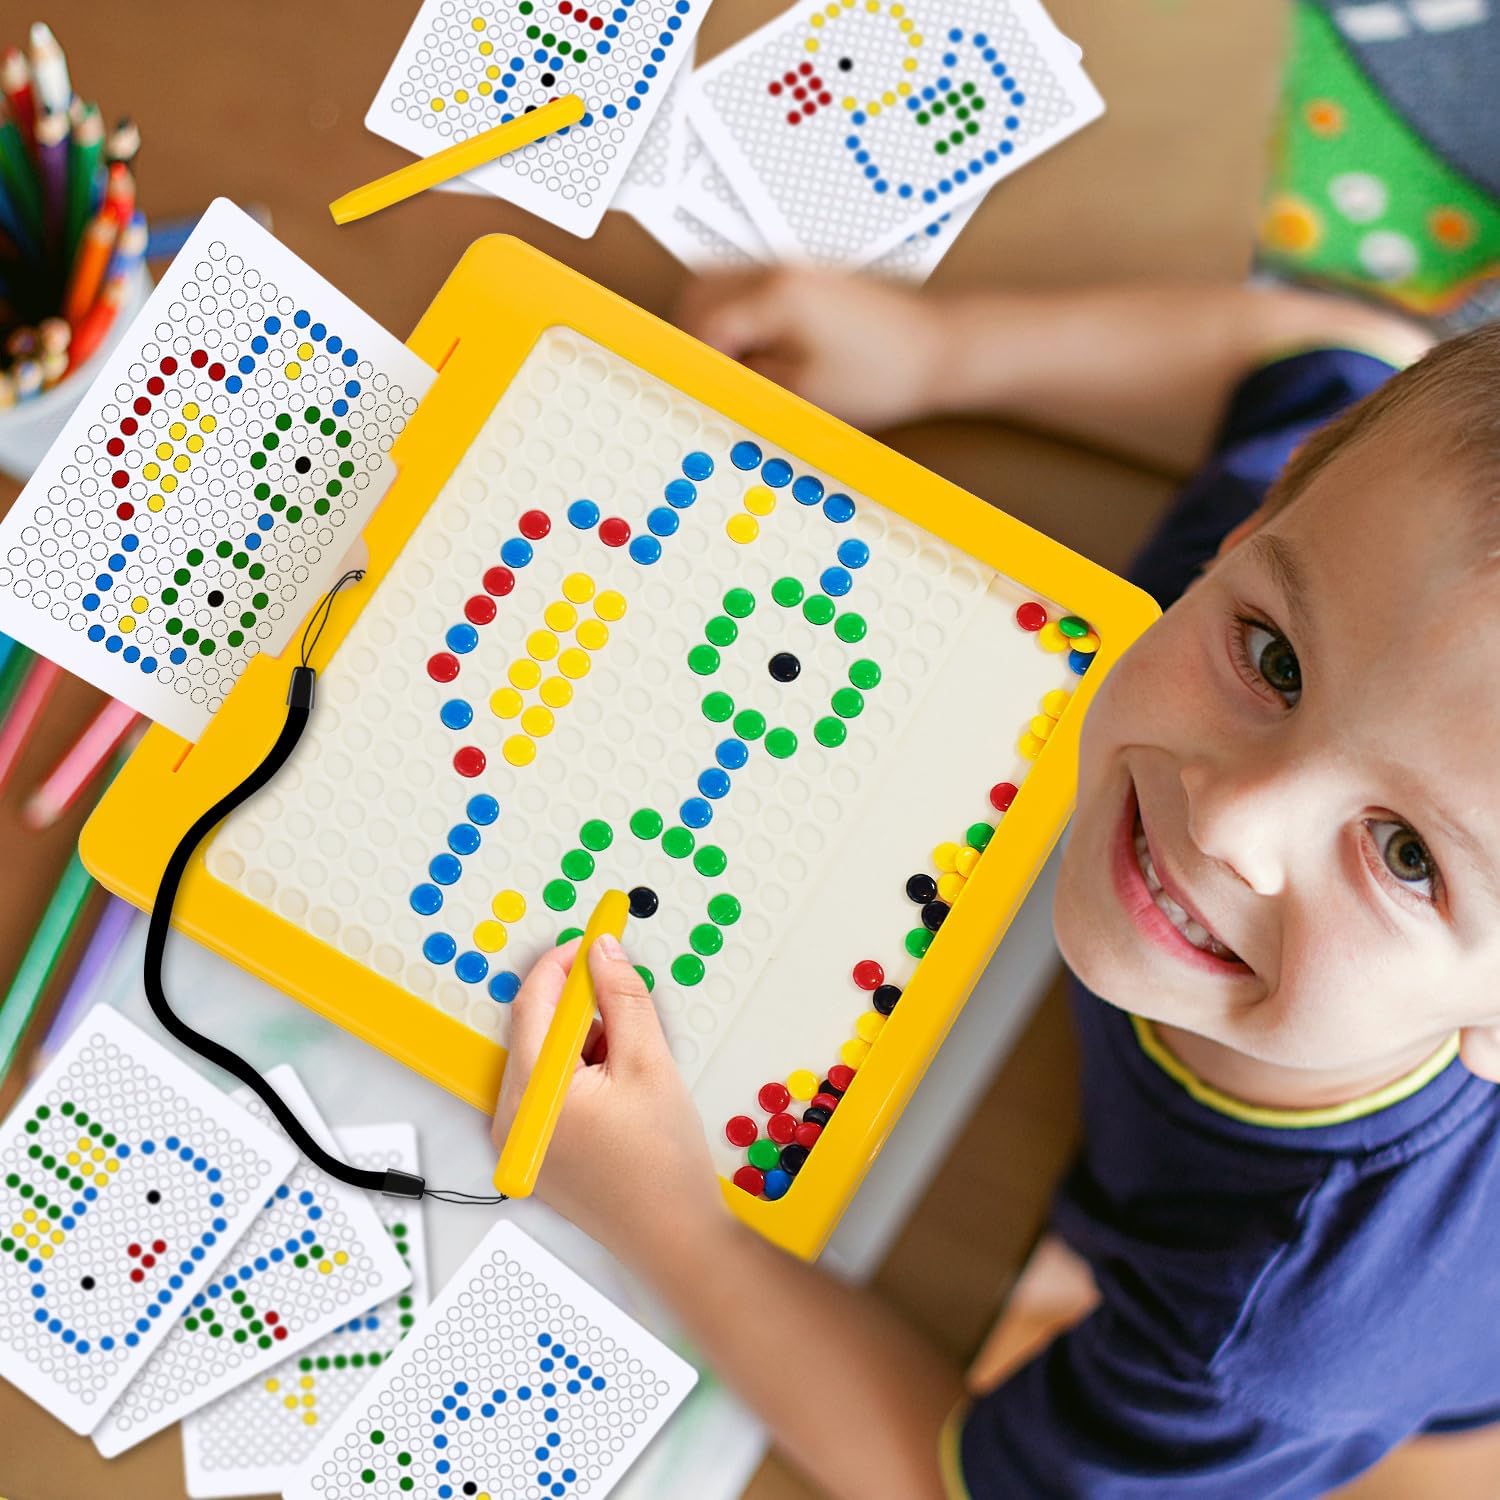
[33, 107, 68, 258]
[0, 100, 43, 242]
[67, 273, 126, 370]
[103, 209, 145, 285]
[329, 93, 585, 224]
[0, 637, 31, 720]
[11, 355, 40, 401]
[38, 895, 138, 1060]
[65, 99, 102, 266]
[0, 47, 33, 157]
[104, 116, 138, 169]
[0, 656, 62, 796]
[0, 848, 96, 1084]
[22, 697, 140, 829]
[27, 23, 70, 119]
[493, 886, 630, 1198]
[62, 209, 113, 324]
[0, 632, 21, 681]
[102, 160, 134, 230]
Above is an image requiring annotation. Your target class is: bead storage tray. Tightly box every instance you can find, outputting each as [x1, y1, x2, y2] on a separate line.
[82, 238, 1158, 1259]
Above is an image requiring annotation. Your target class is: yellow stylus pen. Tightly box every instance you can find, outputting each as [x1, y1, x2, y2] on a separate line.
[329, 94, 587, 225]
[493, 887, 629, 1198]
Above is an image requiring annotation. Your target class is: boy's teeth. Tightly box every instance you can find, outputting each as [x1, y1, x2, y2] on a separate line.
[1132, 816, 1241, 963]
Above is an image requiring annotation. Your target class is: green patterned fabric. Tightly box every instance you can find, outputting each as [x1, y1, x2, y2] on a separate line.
[1258, 1, 1500, 315]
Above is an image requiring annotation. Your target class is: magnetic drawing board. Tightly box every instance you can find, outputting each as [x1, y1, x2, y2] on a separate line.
[82, 237, 1158, 1259]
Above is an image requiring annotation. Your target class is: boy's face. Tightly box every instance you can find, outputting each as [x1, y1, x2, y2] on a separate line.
[1054, 428, 1500, 1081]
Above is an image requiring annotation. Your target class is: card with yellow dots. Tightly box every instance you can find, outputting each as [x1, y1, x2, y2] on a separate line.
[687, 0, 1103, 266]
[83, 235, 1158, 1260]
[0, 1005, 295, 1435]
[181, 1123, 428, 1499]
[0, 197, 434, 743]
[366, 0, 715, 238]
[91, 1067, 412, 1457]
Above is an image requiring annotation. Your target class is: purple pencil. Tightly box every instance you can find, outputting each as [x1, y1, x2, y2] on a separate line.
[37, 895, 140, 1060]
[34, 107, 69, 258]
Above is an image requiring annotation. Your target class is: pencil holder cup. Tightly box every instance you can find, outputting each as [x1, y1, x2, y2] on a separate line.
[0, 267, 153, 485]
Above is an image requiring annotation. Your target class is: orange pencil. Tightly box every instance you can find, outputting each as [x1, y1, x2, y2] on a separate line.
[0, 657, 62, 796]
[22, 698, 140, 830]
[67, 274, 126, 370]
[63, 210, 115, 325]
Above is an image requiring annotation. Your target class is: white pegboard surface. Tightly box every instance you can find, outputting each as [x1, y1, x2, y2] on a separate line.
[207, 326, 1089, 1180]
[92, 1069, 411, 1457]
[181, 1123, 428, 1499]
[0, 1006, 294, 1434]
[285, 1220, 695, 1500]
[0, 199, 431, 742]
[367, 0, 714, 238]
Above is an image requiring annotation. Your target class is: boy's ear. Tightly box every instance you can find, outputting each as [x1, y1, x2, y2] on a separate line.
[1459, 1026, 1500, 1084]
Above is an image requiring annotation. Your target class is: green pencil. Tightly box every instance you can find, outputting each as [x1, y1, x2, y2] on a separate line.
[0, 848, 97, 1081]
[0, 101, 43, 242]
[65, 100, 103, 270]
[0, 640, 32, 718]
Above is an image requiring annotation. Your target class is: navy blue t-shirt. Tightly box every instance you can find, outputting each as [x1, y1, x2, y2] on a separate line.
[951, 350, 1500, 1498]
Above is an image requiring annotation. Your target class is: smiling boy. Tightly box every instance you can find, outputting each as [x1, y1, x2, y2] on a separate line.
[493, 272, 1500, 1497]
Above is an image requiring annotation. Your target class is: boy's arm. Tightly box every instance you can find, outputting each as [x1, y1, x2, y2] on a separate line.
[677, 272, 1433, 474]
[493, 938, 964, 1500]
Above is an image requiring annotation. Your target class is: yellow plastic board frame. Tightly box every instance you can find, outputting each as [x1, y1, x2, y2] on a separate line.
[82, 237, 1159, 1260]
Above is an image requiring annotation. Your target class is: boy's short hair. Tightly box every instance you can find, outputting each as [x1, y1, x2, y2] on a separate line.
[1262, 323, 1500, 537]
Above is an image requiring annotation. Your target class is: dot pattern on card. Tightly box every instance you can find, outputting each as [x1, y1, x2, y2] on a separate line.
[0, 1008, 292, 1431]
[207, 325, 1089, 1177]
[94, 1075, 410, 1456]
[287, 1223, 694, 1500]
[368, 0, 713, 235]
[691, 0, 1100, 265]
[0, 199, 432, 743]
[182, 1126, 428, 1499]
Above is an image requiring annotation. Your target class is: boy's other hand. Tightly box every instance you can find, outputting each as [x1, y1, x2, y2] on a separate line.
[491, 934, 724, 1262]
[676, 269, 946, 432]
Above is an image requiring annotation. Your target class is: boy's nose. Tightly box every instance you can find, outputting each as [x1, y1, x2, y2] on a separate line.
[1178, 756, 1299, 898]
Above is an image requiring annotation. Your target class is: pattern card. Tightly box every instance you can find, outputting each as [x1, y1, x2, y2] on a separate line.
[92, 1068, 412, 1457]
[688, 0, 1103, 266]
[0, 198, 434, 743]
[610, 45, 695, 223]
[366, 0, 714, 238]
[286, 1221, 696, 1500]
[182, 1124, 428, 1499]
[0, 1005, 295, 1435]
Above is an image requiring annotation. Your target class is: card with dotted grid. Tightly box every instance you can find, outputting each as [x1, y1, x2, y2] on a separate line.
[204, 319, 1095, 1190]
[0, 1005, 295, 1435]
[609, 43, 694, 223]
[285, 1219, 696, 1500]
[0, 197, 434, 743]
[673, 119, 982, 283]
[180, 1123, 428, 1499]
[91, 1068, 413, 1457]
[365, 0, 715, 238]
[687, 0, 1103, 267]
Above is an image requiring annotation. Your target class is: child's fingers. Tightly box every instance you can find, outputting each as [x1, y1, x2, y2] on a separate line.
[587, 933, 668, 1072]
[689, 273, 808, 362]
[505, 939, 581, 1072]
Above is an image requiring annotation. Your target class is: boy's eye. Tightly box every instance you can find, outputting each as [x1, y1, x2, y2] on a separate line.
[1371, 820, 1436, 898]
[1242, 621, 1301, 703]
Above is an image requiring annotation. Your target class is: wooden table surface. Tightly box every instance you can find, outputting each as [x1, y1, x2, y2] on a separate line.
[0, 3, 1284, 1496]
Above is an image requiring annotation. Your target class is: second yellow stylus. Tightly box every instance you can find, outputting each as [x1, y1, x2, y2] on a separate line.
[330, 94, 587, 225]
[493, 888, 629, 1198]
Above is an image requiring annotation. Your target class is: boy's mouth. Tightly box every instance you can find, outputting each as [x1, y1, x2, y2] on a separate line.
[1113, 780, 1248, 973]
